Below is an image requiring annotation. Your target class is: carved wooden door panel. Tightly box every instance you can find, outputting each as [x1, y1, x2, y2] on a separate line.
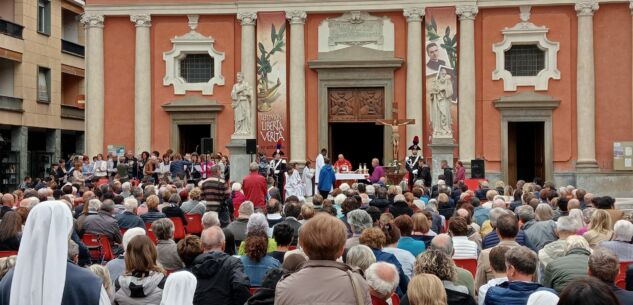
[328, 87, 384, 122]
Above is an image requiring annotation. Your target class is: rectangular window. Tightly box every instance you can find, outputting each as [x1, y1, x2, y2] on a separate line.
[37, 0, 51, 35]
[37, 67, 50, 103]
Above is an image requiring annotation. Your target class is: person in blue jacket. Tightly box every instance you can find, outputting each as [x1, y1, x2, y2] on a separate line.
[317, 157, 336, 199]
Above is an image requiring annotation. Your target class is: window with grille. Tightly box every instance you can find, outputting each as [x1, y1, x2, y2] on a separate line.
[504, 44, 545, 77]
[180, 54, 214, 83]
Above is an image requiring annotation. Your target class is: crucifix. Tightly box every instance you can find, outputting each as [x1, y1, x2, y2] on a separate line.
[376, 105, 415, 162]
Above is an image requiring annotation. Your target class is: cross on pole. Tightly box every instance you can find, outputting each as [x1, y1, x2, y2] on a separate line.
[376, 105, 415, 162]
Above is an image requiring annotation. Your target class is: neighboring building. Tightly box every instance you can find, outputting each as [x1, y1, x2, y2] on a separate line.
[85, 0, 632, 196]
[0, 0, 85, 191]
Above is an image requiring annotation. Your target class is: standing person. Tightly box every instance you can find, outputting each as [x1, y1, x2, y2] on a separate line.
[405, 137, 422, 191]
[269, 148, 286, 196]
[303, 160, 314, 198]
[138, 152, 150, 181]
[56, 159, 68, 184]
[116, 156, 129, 182]
[454, 161, 465, 185]
[314, 148, 326, 195]
[284, 163, 305, 202]
[441, 160, 453, 188]
[243, 162, 267, 210]
[257, 150, 269, 177]
[200, 165, 230, 227]
[93, 154, 108, 182]
[170, 154, 192, 181]
[124, 151, 139, 180]
[160, 154, 171, 180]
[417, 159, 432, 188]
[317, 157, 336, 199]
[368, 158, 385, 184]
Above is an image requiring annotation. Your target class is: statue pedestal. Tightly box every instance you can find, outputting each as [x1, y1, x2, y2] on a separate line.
[429, 137, 457, 186]
[226, 138, 252, 184]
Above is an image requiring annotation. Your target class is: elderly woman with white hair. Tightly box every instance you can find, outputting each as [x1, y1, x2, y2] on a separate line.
[599, 219, 633, 261]
[237, 213, 277, 256]
[389, 194, 413, 218]
[346, 209, 374, 249]
[346, 244, 376, 272]
[230, 182, 246, 218]
[543, 235, 593, 293]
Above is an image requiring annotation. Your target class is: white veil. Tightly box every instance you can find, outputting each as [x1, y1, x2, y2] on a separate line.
[10, 201, 74, 305]
[160, 271, 197, 305]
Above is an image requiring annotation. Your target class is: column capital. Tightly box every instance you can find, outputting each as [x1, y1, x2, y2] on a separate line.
[629, 0, 633, 15]
[575, 0, 599, 16]
[130, 14, 151, 27]
[237, 12, 257, 26]
[456, 5, 478, 20]
[81, 13, 104, 28]
[285, 10, 307, 24]
[403, 8, 425, 22]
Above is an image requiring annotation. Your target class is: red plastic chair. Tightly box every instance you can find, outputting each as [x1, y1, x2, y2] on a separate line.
[0, 251, 18, 258]
[288, 245, 297, 251]
[169, 217, 187, 240]
[616, 261, 632, 289]
[82, 233, 114, 262]
[185, 214, 203, 235]
[145, 223, 159, 244]
[120, 228, 128, 237]
[453, 257, 478, 278]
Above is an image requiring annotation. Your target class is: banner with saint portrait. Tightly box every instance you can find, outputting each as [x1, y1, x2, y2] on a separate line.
[256, 12, 289, 157]
[425, 7, 458, 141]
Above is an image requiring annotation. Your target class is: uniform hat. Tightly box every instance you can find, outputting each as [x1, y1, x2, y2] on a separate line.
[272, 140, 285, 157]
[408, 136, 421, 151]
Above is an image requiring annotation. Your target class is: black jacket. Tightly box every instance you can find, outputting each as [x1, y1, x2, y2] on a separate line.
[191, 251, 251, 305]
[246, 288, 275, 305]
[400, 288, 476, 305]
[370, 197, 391, 211]
[389, 201, 413, 218]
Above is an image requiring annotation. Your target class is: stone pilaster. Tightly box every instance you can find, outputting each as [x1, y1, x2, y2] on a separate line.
[403, 8, 424, 158]
[81, 13, 105, 157]
[286, 10, 307, 164]
[630, 1, 633, 139]
[456, 4, 478, 173]
[237, 12, 258, 140]
[46, 129, 61, 164]
[131, 14, 152, 153]
[575, 0, 599, 169]
[10, 126, 27, 183]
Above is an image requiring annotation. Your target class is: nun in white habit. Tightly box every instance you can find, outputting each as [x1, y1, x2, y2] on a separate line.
[0, 200, 110, 305]
[160, 271, 197, 305]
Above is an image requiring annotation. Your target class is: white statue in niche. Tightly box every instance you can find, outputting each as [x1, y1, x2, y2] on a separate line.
[231, 72, 252, 136]
[429, 68, 454, 138]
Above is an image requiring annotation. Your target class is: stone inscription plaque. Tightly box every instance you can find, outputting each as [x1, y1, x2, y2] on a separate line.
[328, 11, 384, 46]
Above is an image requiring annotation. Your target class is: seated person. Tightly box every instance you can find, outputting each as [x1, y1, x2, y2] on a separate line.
[271, 223, 294, 264]
[239, 231, 280, 286]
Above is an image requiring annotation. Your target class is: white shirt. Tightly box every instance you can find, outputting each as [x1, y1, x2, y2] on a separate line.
[315, 153, 324, 183]
[452, 236, 479, 259]
[478, 277, 508, 305]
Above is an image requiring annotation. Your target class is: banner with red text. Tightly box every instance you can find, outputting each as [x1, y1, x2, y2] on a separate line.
[256, 12, 289, 157]
[424, 7, 459, 143]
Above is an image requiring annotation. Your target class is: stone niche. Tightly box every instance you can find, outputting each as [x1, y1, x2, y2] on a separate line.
[318, 11, 394, 53]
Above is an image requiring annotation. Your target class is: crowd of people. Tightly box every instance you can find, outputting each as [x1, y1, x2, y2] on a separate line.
[0, 147, 631, 305]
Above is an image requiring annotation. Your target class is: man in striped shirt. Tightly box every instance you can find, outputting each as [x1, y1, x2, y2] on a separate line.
[200, 165, 230, 226]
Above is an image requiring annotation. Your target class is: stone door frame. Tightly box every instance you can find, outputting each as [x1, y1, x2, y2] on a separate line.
[308, 46, 403, 164]
[493, 91, 560, 184]
[161, 96, 224, 154]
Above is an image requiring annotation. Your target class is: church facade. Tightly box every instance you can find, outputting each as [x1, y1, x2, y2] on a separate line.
[85, 0, 633, 196]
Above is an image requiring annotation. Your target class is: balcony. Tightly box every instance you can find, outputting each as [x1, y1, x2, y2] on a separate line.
[0, 95, 23, 112]
[0, 19, 23, 39]
[61, 104, 84, 120]
[61, 39, 84, 57]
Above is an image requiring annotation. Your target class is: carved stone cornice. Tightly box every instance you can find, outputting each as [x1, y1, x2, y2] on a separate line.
[81, 13, 104, 28]
[130, 14, 151, 27]
[456, 5, 478, 21]
[286, 10, 307, 24]
[403, 8, 424, 23]
[575, 0, 598, 16]
[237, 12, 257, 26]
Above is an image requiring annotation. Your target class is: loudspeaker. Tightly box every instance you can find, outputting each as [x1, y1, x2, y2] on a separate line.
[201, 138, 213, 154]
[246, 139, 257, 155]
[471, 159, 485, 179]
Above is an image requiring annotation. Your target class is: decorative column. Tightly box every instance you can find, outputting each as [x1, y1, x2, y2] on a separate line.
[81, 14, 105, 158]
[286, 10, 307, 164]
[630, 1, 633, 139]
[403, 8, 424, 157]
[237, 12, 258, 139]
[456, 5, 478, 173]
[575, 0, 599, 169]
[131, 14, 152, 153]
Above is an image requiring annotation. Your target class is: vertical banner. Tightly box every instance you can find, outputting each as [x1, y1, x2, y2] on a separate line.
[425, 7, 458, 141]
[256, 12, 289, 157]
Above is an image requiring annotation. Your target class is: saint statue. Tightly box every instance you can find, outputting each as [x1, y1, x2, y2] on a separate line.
[429, 68, 454, 138]
[231, 72, 252, 136]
